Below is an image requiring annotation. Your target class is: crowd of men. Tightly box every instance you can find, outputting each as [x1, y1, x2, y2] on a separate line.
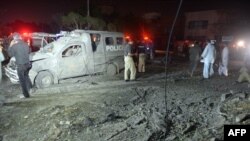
[1, 33, 250, 99]
[187, 39, 230, 79]
[123, 37, 250, 85]
[123, 39, 153, 81]
[188, 39, 250, 84]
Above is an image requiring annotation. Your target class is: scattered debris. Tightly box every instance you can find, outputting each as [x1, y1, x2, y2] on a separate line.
[0, 62, 249, 140]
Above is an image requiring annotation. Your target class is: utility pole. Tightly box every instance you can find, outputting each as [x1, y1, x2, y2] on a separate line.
[86, 0, 90, 29]
[87, 0, 90, 17]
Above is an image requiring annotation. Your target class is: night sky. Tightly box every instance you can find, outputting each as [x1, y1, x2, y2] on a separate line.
[0, 0, 250, 23]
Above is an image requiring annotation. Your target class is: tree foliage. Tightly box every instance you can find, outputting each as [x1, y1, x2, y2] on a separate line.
[61, 12, 85, 30]
[61, 12, 107, 30]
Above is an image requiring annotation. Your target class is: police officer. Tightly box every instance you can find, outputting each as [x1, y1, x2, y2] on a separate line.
[8, 33, 32, 98]
[137, 41, 147, 72]
[124, 40, 136, 81]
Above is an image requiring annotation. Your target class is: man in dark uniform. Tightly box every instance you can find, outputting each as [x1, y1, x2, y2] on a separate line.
[189, 41, 201, 77]
[8, 33, 32, 98]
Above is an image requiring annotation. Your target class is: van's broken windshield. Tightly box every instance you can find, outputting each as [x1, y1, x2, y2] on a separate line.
[40, 42, 55, 53]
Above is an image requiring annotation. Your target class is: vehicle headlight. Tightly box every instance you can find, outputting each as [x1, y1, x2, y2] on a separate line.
[237, 40, 245, 48]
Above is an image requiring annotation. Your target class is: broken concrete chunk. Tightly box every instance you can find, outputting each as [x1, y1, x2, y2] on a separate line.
[0, 95, 5, 106]
[126, 114, 147, 128]
[209, 103, 214, 108]
[220, 93, 233, 102]
[44, 124, 62, 141]
[237, 93, 246, 99]
[231, 97, 240, 102]
[182, 123, 197, 134]
[84, 117, 94, 126]
[165, 135, 176, 141]
[235, 113, 250, 123]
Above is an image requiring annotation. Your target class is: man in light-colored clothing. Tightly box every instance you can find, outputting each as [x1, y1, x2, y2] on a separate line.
[218, 42, 229, 76]
[124, 40, 136, 81]
[201, 40, 217, 79]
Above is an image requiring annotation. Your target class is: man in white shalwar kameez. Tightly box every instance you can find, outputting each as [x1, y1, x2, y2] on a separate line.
[218, 42, 229, 76]
[201, 40, 217, 79]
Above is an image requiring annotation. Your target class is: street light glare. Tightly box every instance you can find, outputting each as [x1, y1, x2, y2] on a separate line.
[237, 40, 245, 47]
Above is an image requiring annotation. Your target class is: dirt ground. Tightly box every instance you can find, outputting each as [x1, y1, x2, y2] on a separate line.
[0, 58, 250, 141]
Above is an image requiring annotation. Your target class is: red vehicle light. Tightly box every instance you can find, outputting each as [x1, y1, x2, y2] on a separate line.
[144, 36, 149, 40]
[125, 36, 130, 39]
[22, 32, 29, 37]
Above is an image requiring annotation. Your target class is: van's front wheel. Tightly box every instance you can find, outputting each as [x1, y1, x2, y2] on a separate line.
[35, 71, 54, 88]
[107, 64, 117, 76]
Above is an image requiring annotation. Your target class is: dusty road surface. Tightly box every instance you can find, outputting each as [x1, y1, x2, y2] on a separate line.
[0, 59, 250, 141]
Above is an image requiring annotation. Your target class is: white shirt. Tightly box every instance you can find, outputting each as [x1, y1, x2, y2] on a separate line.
[201, 43, 216, 63]
[221, 46, 229, 66]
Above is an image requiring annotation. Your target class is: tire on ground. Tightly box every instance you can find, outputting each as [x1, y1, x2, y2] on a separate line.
[35, 71, 54, 88]
[107, 64, 117, 76]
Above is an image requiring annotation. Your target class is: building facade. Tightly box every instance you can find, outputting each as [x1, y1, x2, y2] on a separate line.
[184, 9, 250, 42]
[184, 10, 220, 41]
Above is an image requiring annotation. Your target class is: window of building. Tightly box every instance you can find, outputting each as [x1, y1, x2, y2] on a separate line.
[188, 20, 208, 29]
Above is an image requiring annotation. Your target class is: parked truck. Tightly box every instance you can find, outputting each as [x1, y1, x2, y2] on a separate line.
[5, 30, 125, 88]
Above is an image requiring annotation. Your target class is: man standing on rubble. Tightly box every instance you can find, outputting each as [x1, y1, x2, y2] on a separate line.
[189, 41, 201, 77]
[200, 40, 217, 79]
[218, 42, 229, 76]
[8, 33, 32, 98]
[124, 40, 136, 81]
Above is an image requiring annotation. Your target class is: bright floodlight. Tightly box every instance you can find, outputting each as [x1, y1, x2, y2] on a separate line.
[237, 40, 245, 47]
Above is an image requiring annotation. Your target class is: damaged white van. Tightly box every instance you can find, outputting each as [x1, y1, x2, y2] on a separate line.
[5, 30, 125, 88]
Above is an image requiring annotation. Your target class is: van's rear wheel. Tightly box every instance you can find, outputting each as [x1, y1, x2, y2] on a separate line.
[107, 64, 117, 76]
[35, 71, 54, 88]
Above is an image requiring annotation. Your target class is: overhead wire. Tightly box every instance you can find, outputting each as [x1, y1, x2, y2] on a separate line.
[164, 0, 183, 115]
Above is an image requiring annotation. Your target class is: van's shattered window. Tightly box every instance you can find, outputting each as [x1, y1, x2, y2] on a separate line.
[90, 33, 101, 52]
[116, 37, 123, 45]
[90, 34, 101, 45]
[62, 45, 82, 57]
[32, 39, 43, 48]
[41, 42, 54, 53]
[105, 37, 114, 45]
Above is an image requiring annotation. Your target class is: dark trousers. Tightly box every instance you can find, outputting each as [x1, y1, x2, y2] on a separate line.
[17, 63, 32, 97]
[189, 60, 199, 75]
